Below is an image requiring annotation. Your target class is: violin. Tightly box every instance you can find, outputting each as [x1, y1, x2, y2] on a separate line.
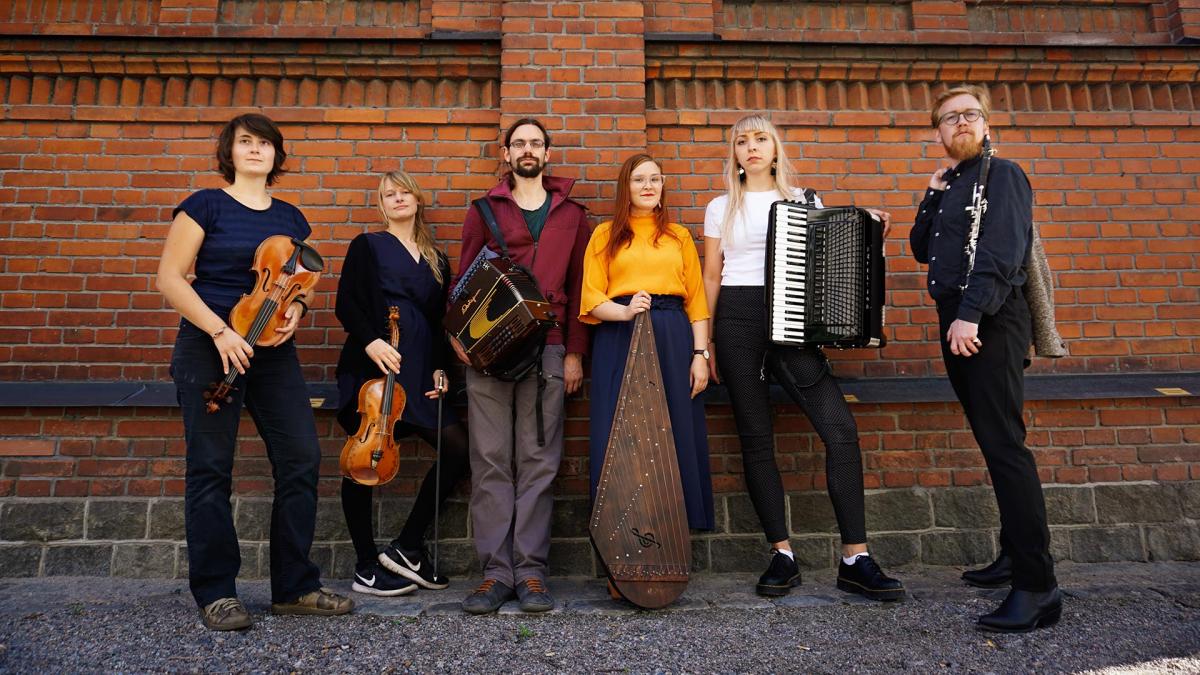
[203, 235, 324, 413]
[339, 306, 405, 486]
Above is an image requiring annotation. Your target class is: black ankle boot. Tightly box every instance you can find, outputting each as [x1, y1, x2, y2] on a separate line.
[837, 555, 905, 602]
[756, 550, 801, 597]
[977, 587, 1063, 633]
[962, 553, 1012, 588]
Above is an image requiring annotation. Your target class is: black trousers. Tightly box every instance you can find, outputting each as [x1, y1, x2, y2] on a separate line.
[171, 325, 323, 607]
[715, 286, 867, 545]
[939, 289, 1056, 592]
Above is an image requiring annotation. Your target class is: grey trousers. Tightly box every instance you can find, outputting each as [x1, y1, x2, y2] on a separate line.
[464, 344, 565, 587]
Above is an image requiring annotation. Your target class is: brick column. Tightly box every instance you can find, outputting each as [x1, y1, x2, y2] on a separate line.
[1164, 0, 1200, 43]
[499, 0, 646, 208]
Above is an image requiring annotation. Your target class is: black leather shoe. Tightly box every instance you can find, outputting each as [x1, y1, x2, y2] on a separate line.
[962, 553, 1013, 588]
[977, 587, 1063, 633]
[837, 555, 905, 602]
[756, 550, 801, 597]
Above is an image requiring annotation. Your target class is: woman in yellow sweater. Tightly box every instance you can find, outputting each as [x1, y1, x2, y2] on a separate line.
[580, 153, 713, 530]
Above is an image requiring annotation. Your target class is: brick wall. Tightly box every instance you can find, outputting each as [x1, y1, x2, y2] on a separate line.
[1, 0, 1198, 576]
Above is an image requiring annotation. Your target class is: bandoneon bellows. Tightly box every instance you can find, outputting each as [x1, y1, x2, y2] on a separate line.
[765, 202, 886, 348]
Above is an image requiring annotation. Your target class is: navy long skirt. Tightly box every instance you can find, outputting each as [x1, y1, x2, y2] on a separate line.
[588, 295, 714, 531]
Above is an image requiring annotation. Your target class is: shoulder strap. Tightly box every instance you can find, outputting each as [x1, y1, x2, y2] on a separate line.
[802, 188, 818, 206]
[473, 198, 509, 258]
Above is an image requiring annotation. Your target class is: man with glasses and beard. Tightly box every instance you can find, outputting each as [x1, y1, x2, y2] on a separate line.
[450, 118, 591, 614]
[910, 85, 1061, 633]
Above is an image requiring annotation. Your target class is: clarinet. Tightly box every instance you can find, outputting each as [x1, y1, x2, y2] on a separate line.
[959, 136, 996, 292]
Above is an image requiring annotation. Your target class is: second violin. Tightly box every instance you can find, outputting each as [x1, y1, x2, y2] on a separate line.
[339, 306, 406, 486]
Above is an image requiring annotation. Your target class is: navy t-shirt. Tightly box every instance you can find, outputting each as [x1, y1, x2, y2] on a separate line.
[173, 188, 312, 321]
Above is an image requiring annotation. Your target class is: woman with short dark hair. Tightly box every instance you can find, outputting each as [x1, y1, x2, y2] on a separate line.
[156, 113, 353, 631]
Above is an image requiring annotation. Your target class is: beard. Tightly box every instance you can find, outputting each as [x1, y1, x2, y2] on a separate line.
[947, 133, 984, 161]
[511, 155, 544, 178]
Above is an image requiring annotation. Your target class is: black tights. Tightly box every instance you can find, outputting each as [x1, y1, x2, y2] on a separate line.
[715, 286, 867, 545]
[339, 421, 471, 569]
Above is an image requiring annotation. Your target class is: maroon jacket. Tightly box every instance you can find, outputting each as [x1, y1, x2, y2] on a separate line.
[454, 174, 592, 355]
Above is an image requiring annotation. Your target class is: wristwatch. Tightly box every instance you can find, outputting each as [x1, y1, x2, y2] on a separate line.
[692, 349, 710, 360]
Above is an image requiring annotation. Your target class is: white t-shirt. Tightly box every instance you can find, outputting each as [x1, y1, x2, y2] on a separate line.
[703, 187, 823, 286]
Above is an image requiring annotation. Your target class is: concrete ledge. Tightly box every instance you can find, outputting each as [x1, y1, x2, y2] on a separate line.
[0, 371, 1196, 409]
[1, 481, 1196, 579]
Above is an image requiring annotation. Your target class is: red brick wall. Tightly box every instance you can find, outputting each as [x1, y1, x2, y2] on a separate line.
[1, 1, 1198, 505]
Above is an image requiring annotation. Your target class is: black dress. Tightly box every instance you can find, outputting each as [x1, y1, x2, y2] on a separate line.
[335, 231, 457, 433]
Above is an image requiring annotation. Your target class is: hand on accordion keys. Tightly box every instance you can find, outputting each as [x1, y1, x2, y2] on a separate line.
[448, 335, 471, 366]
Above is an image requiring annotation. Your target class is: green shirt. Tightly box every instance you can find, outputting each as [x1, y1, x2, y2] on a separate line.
[522, 197, 551, 243]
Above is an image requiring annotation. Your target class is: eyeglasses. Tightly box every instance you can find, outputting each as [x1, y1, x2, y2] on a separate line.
[631, 175, 664, 187]
[509, 140, 545, 150]
[938, 109, 985, 127]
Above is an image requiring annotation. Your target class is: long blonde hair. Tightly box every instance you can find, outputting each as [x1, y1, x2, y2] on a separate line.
[719, 114, 800, 245]
[377, 171, 444, 286]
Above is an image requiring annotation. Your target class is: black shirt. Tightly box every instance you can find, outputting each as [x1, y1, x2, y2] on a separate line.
[910, 155, 1033, 323]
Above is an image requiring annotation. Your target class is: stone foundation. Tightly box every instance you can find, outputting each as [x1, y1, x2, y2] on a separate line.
[2, 481, 1197, 579]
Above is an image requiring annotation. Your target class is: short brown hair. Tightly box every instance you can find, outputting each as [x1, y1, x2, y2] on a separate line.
[216, 113, 288, 185]
[931, 85, 991, 127]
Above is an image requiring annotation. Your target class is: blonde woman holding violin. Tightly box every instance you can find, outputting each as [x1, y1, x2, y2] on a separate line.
[334, 171, 471, 599]
[157, 113, 352, 631]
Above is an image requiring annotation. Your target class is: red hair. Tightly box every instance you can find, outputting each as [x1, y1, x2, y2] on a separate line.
[604, 153, 678, 261]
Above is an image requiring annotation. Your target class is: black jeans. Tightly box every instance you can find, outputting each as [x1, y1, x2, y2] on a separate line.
[714, 286, 867, 545]
[939, 289, 1056, 592]
[171, 324, 323, 607]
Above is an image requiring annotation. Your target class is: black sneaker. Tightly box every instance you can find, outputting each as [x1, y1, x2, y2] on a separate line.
[837, 555, 905, 602]
[351, 562, 418, 597]
[756, 549, 802, 597]
[462, 579, 514, 615]
[515, 578, 555, 612]
[379, 544, 450, 590]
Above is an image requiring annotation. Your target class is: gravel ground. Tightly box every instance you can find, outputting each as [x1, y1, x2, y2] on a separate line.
[1, 562, 1198, 673]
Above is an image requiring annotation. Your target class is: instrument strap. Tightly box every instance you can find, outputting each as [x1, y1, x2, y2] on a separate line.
[475, 197, 549, 443]
[534, 342, 546, 447]
[473, 198, 510, 258]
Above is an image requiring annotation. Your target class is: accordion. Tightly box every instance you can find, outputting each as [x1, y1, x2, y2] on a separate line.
[445, 249, 557, 381]
[765, 202, 886, 348]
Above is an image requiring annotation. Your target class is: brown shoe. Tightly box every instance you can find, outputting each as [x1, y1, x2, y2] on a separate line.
[199, 597, 252, 631]
[270, 587, 355, 616]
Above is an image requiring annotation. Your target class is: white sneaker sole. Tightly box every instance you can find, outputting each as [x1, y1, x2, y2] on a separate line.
[351, 580, 417, 597]
[379, 552, 450, 590]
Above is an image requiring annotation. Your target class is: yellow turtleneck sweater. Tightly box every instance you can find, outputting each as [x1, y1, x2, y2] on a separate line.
[579, 215, 709, 325]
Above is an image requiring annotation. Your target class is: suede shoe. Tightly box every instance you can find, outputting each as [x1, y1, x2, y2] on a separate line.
[379, 544, 450, 590]
[199, 597, 252, 631]
[516, 578, 555, 612]
[837, 555, 905, 602]
[462, 579, 514, 615]
[271, 588, 354, 616]
[755, 549, 802, 597]
[962, 553, 1013, 588]
[351, 561, 417, 597]
[977, 587, 1063, 633]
